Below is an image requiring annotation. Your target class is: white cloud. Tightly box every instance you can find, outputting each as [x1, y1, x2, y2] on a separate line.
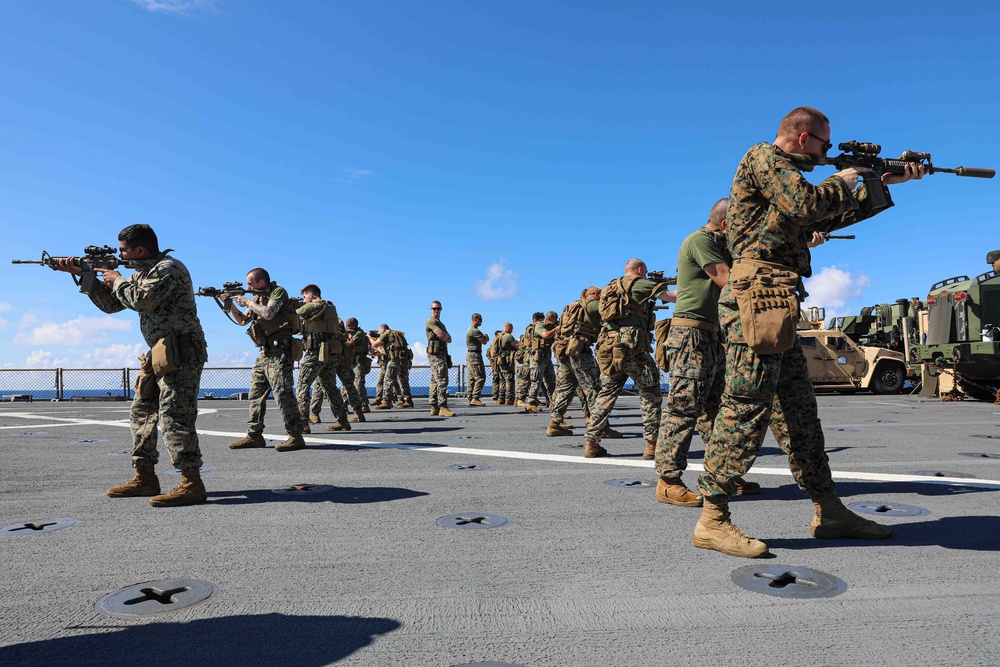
[128, 0, 215, 13]
[410, 341, 429, 366]
[209, 348, 254, 366]
[25, 350, 56, 368]
[78, 343, 147, 368]
[336, 168, 375, 184]
[803, 266, 871, 315]
[13, 315, 132, 347]
[473, 259, 518, 301]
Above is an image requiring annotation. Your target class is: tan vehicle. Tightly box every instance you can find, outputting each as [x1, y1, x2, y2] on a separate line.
[799, 308, 908, 395]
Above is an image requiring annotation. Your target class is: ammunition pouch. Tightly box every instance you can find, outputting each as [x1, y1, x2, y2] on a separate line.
[564, 336, 590, 358]
[318, 339, 344, 363]
[447, 354, 454, 369]
[343, 342, 355, 367]
[730, 258, 800, 355]
[291, 337, 304, 362]
[150, 333, 180, 377]
[427, 339, 446, 356]
[653, 318, 672, 373]
[362, 356, 373, 374]
[595, 333, 625, 379]
[553, 338, 569, 364]
[135, 352, 159, 400]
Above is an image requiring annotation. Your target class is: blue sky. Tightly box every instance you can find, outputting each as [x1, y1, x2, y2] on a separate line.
[1, 1, 997, 368]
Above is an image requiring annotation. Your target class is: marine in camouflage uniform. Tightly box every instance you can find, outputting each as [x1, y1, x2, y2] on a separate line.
[59, 224, 208, 506]
[548, 288, 603, 433]
[426, 301, 455, 416]
[584, 260, 674, 458]
[694, 107, 923, 558]
[343, 319, 372, 413]
[527, 311, 558, 410]
[293, 285, 357, 433]
[371, 325, 404, 408]
[226, 268, 305, 451]
[465, 313, 489, 406]
[515, 313, 543, 406]
[393, 351, 413, 407]
[496, 323, 518, 404]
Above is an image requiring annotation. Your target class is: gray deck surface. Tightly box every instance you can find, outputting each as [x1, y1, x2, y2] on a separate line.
[1, 394, 999, 666]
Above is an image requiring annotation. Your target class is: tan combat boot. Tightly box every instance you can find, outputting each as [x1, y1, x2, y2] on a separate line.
[524, 402, 541, 413]
[584, 442, 608, 458]
[439, 407, 457, 417]
[308, 414, 322, 425]
[396, 400, 408, 408]
[514, 399, 524, 408]
[275, 434, 306, 452]
[693, 499, 769, 558]
[557, 421, 574, 429]
[301, 423, 311, 434]
[430, 406, 440, 416]
[362, 404, 371, 413]
[402, 399, 414, 408]
[229, 433, 266, 449]
[149, 470, 207, 507]
[107, 466, 160, 498]
[546, 421, 573, 437]
[374, 401, 392, 410]
[656, 477, 703, 507]
[810, 493, 892, 539]
[492, 397, 500, 404]
[505, 399, 515, 405]
[469, 398, 486, 407]
[643, 440, 656, 460]
[348, 408, 366, 423]
[326, 418, 352, 432]
[732, 476, 761, 496]
[601, 426, 624, 439]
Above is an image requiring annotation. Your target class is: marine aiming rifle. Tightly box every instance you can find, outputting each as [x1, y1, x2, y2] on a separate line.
[801, 141, 995, 208]
[196, 281, 268, 325]
[11, 245, 134, 295]
[647, 271, 678, 311]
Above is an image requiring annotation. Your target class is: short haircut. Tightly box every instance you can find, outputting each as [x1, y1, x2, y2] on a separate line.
[625, 258, 646, 274]
[777, 106, 829, 138]
[532, 312, 544, 322]
[380, 323, 389, 330]
[431, 300, 442, 308]
[248, 268, 270, 284]
[118, 224, 159, 254]
[301, 284, 321, 297]
[707, 198, 729, 228]
[472, 312, 482, 320]
[546, 310, 558, 319]
[346, 317, 358, 327]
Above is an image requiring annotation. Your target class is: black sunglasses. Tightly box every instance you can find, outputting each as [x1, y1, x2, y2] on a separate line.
[807, 132, 833, 153]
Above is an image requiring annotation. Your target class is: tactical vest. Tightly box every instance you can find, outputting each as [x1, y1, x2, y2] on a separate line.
[559, 298, 600, 345]
[387, 330, 410, 360]
[532, 323, 555, 353]
[599, 276, 647, 324]
[301, 302, 346, 348]
[248, 284, 300, 344]
[347, 329, 370, 357]
[515, 333, 528, 363]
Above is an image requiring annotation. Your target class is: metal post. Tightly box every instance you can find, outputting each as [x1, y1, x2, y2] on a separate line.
[56, 368, 62, 401]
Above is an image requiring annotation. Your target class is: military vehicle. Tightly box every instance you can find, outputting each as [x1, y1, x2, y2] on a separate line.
[800, 308, 909, 394]
[910, 251, 1000, 400]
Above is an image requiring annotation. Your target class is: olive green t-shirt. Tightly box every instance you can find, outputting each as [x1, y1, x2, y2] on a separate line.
[673, 228, 727, 326]
[378, 331, 397, 347]
[499, 332, 516, 349]
[466, 325, 485, 353]
[585, 299, 601, 324]
[426, 317, 447, 342]
[533, 322, 554, 337]
[296, 301, 325, 319]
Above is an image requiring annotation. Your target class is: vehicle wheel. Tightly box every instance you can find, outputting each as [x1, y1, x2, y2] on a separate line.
[873, 364, 905, 394]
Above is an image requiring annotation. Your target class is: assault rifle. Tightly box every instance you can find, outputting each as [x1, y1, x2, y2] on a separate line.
[647, 271, 678, 311]
[823, 234, 855, 240]
[800, 141, 994, 208]
[196, 281, 267, 324]
[12, 245, 133, 295]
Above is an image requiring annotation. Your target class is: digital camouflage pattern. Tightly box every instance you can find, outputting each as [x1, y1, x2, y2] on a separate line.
[88, 252, 207, 471]
[585, 346, 662, 445]
[549, 350, 599, 423]
[394, 357, 412, 402]
[655, 325, 724, 480]
[697, 141, 892, 501]
[296, 349, 348, 423]
[514, 357, 530, 403]
[248, 344, 303, 435]
[428, 353, 449, 408]
[495, 335, 516, 402]
[467, 353, 486, 401]
[528, 353, 556, 407]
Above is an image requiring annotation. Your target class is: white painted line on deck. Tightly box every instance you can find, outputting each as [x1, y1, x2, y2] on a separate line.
[0, 422, 96, 430]
[3, 411, 999, 489]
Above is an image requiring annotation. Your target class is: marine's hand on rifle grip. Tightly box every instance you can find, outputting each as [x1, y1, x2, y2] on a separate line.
[101, 270, 121, 287]
[834, 167, 870, 190]
[53, 257, 83, 276]
[882, 162, 925, 185]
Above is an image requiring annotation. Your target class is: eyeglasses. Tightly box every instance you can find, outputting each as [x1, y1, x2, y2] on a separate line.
[431, 307, 442, 311]
[807, 133, 833, 153]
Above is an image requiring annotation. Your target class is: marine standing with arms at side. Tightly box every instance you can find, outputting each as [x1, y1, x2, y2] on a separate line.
[426, 300, 456, 417]
[224, 268, 306, 452]
[54, 224, 209, 506]
[585, 259, 675, 459]
[466, 313, 489, 407]
[496, 322, 518, 405]
[694, 106, 924, 558]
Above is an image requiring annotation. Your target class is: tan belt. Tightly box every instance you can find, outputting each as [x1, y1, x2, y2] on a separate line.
[670, 317, 720, 333]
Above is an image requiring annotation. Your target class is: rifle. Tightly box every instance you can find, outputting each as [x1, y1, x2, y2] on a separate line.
[646, 271, 678, 312]
[12, 245, 133, 295]
[803, 141, 994, 208]
[823, 233, 855, 240]
[196, 281, 267, 324]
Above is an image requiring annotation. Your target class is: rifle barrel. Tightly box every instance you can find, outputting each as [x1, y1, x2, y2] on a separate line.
[934, 166, 995, 178]
[11, 260, 45, 264]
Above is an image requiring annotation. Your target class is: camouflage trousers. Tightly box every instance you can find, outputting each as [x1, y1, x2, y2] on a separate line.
[130, 344, 205, 471]
[697, 284, 835, 501]
[394, 360, 412, 402]
[528, 353, 556, 406]
[248, 342, 303, 436]
[428, 353, 450, 408]
[311, 356, 368, 416]
[550, 351, 599, 423]
[347, 358, 370, 408]
[514, 360, 530, 402]
[655, 325, 724, 481]
[585, 346, 662, 445]
[495, 361, 515, 401]
[467, 353, 486, 401]
[296, 350, 348, 422]
[375, 360, 391, 403]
